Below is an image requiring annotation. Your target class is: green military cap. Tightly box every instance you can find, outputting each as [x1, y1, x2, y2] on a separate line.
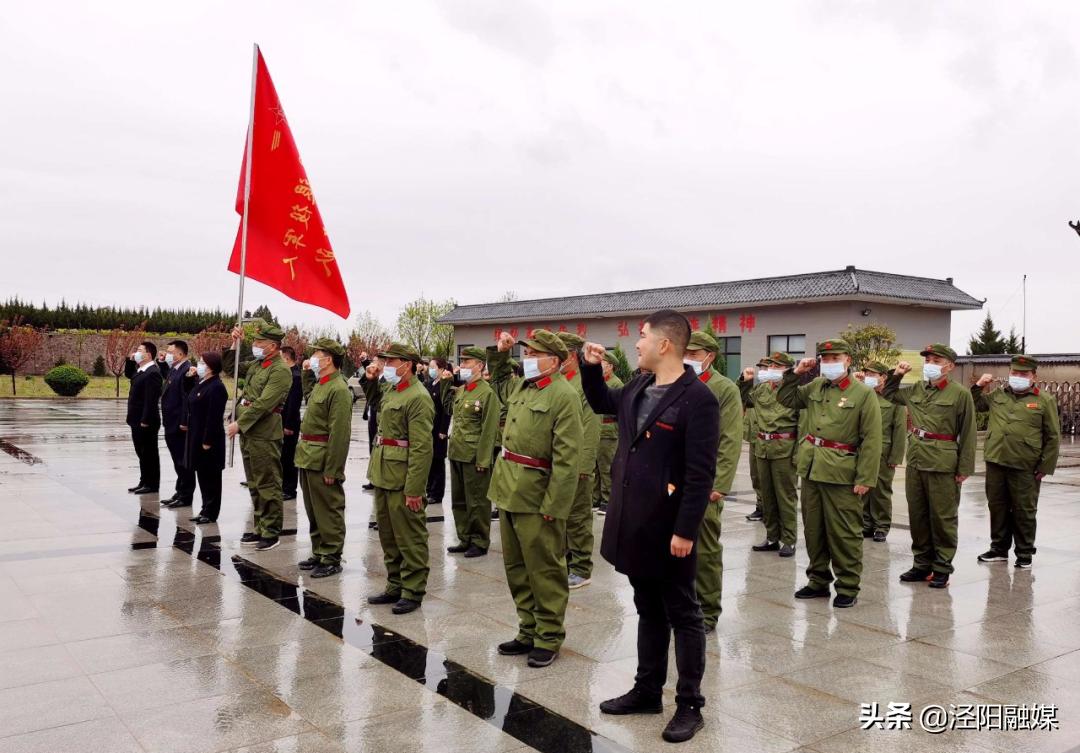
[756, 357, 771, 368]
[556, 332, 585, 351]
[601, 351, 619, 366]
[310, 337, 345, 357]
[864, 360, 890, 375]
[460, 346, 488, 362]
[1010, 354, 1038, 372]
[816, 339, 851, 356]
[686, 331, 720, 353]
[919, 342, 958, 362]
[765, 351, 796, 368]
[253, 320, 285, 342]
[518, 329, 568, 360]
[378, 342, 421, 362]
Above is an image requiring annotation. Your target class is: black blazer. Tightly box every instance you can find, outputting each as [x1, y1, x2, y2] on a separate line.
[126, 366, 162, 428]
[582, 361, 719, 580]
[282, 366, 302, 433]
[161, 362, 196, 433]
[426, 378, 452, 438]
[183, 376, 228, 470]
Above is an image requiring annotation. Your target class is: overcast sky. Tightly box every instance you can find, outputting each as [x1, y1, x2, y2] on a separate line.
[3, 1, 1079, 352]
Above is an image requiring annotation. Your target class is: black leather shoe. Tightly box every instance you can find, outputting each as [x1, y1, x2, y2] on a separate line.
[873, 531, 887, 543]
[161, 494, 177, 505]
[255, 537, 280, 551]
[794, 584, 831, 599]
[240, 532, 261, 545]
[862, 529, 874, 538]
[497, 639, 533, 655]
[833, 594, 857, 608]
[778, 543, 795, 557]
[600, 688, 663, 715]
[362, 483, 375, 490]
[928, 572, 949, 589]
[190, 515, 214, 524]
[132, 486, 158, 495]
[311, 563, 343, 578]
[463, 545, 487, 558]
[282, 492, 297, 501]
[368, 521, 379, 530]
[367, 591, 402, 605]
[899, 567, 932, 582]
[1015, 556, 1032, 569]
[128, 484, 142, 493]
[298, 556, 319, 570]
[745, 509, 763, 521]
[240, 481, 248, 487]
[752, 540, 780, 552]
[447, 543, 470, 553]
[662, 704, 704, 743]
[391, 598, 421, 615]
[165, 498, 191, 509]
[527, 648, 556, 667]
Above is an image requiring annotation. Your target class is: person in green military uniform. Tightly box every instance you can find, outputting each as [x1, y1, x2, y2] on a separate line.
[294, 338, 353, 578]
[488, 329, 583, 668]
[446, 346, 501, 557]
[227, 321, 293, 551]
[778, 340, 882, 607]
[593, 351, 623, 515]
[683, 331, 742, 632]
[972, 355, 1060, 569]
[556, 331, 601, 590]
[738, 352, 800, 556]
[744, 358, 771, 522]
[882, 344, 976, 589]
[363, 343, 435, 615]
[858, 361, 907, 543]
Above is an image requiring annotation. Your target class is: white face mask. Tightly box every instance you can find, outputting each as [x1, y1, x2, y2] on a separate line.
[132, 351, 145, 364]
[1008, 375, 1032, 392]
[863, 375, 880, 389]
[756, 369, 770, 383]
[196, 363, 208, 379]
[820, 361, 847, 381]
[760, 368, 784, 383]
[251, 346, 265, 359]
[522, 357, 542, 380]
[683, 358, 704, 375]
[459, 367, 474, 382]
[309, 356, 321, 376]
[922, 363, 943, 382]
[165, 353, 175, 366]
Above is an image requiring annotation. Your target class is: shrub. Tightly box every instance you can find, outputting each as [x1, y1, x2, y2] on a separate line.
[92, 355, 106, 376]
[44, 365, 90, 397]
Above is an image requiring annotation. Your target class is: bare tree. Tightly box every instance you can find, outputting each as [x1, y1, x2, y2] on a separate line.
[349, 310, 393, 365]
[282, 326, 311, 358]
[190, 324, 233, 362]
[0, 318, 45, 395]
[103, 323, 146, 397]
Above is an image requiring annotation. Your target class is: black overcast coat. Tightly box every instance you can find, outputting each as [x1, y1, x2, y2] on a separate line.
[581, 361, 719, 580]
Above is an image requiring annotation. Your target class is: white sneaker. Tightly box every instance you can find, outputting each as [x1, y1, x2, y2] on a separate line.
[568, 573, 592, 589]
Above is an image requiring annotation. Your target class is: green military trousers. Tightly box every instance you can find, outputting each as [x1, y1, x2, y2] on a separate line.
[373, 487, 429, 601]
[756, 455, 798, 546]
[593, 437, 617, 506]
[862, 458, 895, 535]
[500, 510, 569, 652]
[748, 446, 763, 515]
[906, 470, 960, 575]
[449, 459, 493, 550]
[299, 469, 346, 565]
[985, 461, 1040, 557]
[240, 436, 283, 538]
[566, 473, 595, 578]
[801, 480, 864, 597]
[695, 498, 724, 628]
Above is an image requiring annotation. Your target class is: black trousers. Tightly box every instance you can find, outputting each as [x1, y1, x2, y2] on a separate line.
[282, 431, 299, 495]
[629, 572, 706, 707]
[164, 431, 196, 501]
[193, 448, 223, 520]
[426, 433, 448, 502]
[367, 411, 378, 450]
[130, 425, 160, 490]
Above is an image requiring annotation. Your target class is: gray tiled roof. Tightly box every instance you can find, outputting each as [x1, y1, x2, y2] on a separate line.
[439, 267, 983, 324]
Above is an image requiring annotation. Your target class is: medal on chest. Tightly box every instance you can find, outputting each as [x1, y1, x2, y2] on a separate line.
[473, 399, 481, 413]
[837, 397, 848, 408]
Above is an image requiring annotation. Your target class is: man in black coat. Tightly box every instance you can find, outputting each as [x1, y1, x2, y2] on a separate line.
[280, 346, 303, 501]
[580, 309, 719, 745]
[160, 340, 198, 508]
[127, 341, 164, 495]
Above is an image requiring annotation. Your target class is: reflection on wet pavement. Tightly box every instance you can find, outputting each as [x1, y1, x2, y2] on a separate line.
[2, 399, 1080, 752]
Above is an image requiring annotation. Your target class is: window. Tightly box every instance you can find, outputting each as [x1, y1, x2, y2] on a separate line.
[767, 334, 806, 358]
[715, 336, 742, 380]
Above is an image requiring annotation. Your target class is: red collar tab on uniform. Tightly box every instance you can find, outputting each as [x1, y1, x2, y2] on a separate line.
[465, 381, 479, 392]
[533, 376, 553, 390]
[769, 382, 778, 391]
[395, 378, 410, 392]
[603, 374, 613, 382]
[932, 377, 949, 390]
[318, 374, 333, 385]
[699, 371, 712, 383]
[1033, 386, 1040, 396]
[564, 370, 577, 381]
[837, 376, 851, 390]
[261, 359, 274, 369]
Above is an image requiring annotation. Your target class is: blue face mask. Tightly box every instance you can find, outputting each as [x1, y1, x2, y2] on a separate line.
[459, 367, 474, 382]
[165, 353, 175, 366]
[196, 363, 208, 379]
[820, 361, 847, 381]
[923, 363, 943, 382]
[863, 375, 880, 389]
[251, 346, 265, 359]
[132, 351, 145, 364]
[683, 358, 704, 375]
[428, 366, 439, 380]
[309, 356, 321, 377]
[1008, 375, 1032, 392]
[383, 367, 401, 386]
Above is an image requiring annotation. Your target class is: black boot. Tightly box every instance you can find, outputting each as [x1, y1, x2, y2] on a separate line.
[662, 703, 704, 743]
[899, 567, 932, 583]
[600, 687, 663, 715]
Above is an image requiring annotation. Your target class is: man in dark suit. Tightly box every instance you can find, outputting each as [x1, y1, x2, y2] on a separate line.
[127, 341, 164, 495]
[580, 310, 720, 745]
[280, 346, 303, 501]
[160, 340, 197, 508]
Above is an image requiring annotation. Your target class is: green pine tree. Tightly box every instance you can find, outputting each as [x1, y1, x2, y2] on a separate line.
[968, 314, 1006, 355]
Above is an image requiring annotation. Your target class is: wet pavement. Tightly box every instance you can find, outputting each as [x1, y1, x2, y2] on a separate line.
[2, 398, 1080, 753]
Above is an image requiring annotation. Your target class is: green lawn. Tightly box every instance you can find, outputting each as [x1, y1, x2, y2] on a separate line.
[1, 375, 237, 399]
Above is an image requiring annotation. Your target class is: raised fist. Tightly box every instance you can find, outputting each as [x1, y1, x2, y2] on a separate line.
[794, 358, 817, 375]
[366, 362, 381, 380]
[497, 331, 515, 352]
[894, 361, 912, 376]
[582, 342, 605, 365]
[977, 373, 994, 388]
[742, 366, 755, 381]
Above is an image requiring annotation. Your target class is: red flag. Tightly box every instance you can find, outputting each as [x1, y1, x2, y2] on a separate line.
[228, 49, 350, 318]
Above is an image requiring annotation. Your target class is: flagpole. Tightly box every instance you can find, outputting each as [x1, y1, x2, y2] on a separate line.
[229, 42, 259, 468]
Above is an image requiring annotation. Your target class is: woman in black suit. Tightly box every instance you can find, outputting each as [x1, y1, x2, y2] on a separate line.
[182, 351, 228, 524]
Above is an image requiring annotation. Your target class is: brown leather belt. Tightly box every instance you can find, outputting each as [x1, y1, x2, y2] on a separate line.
[502, 449, 552, 469]
[758, 431, 796, 441]
[378, 437, 409, 447]
[804, 434, 857, 453]
[301, 433, 328, 442]
[602, 417, 617, 424]
[911, 427, 957, 441]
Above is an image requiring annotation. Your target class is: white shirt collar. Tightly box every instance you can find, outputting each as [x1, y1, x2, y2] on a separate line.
[138, 360, 156, 373]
